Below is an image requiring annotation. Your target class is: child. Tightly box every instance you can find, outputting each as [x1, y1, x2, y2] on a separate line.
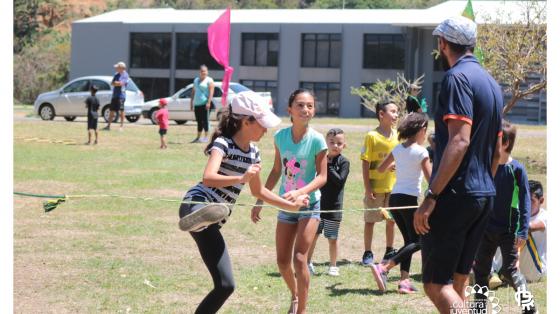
[491, 179, 547, 285]
[360, 101, 400, 266]
[426, 132, 436, 163]
[307, 128, 350, 277]
[178, 91, 309, 314]
[473, 120, 538, 314]
[85, 85, 100, 145]
[251, 89, 327, 314]
[155, 98, 169, 149]
[370, 113, 431, 293]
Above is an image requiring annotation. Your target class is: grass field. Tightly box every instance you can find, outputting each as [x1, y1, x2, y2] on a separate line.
[14, 107, 547, 313]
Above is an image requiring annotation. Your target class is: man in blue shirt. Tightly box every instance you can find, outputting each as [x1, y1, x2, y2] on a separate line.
[413, 16, 503, 312]
[104, 61, 129, 131]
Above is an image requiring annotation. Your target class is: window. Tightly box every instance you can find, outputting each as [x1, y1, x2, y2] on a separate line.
[130, 33, 171, 69]
[301, 34, 341, 68]
[175, 78, 194, 93]
[241, 33, 279, 66]
[363, 34, 405, 69]
[91, 80, 111, 91]
[228, 83, 250, 94]
[178, 87, 192, 99]
[240, 80, 278, 107]
[63, 80, 90, 93]
[125, 79, 140, 92]
[300, 82, 340, 115]
[133, 77, 170, 101]
[176, 33, 221, 70]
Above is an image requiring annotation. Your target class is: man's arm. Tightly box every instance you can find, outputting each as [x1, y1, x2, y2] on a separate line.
[491, 132, 503, 177]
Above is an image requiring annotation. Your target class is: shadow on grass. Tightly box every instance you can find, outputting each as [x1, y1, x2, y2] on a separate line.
[325, 283, 398, 296]
[312, 259, 354, 267]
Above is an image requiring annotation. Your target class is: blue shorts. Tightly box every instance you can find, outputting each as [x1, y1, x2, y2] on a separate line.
[277, 201, 320, 224]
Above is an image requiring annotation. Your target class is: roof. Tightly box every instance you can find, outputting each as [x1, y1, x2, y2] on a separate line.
[74, 1, 545, 26]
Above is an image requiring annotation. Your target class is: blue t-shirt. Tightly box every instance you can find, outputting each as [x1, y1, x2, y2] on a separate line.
[111, 71, 129, 100]
[275, 127, 328, 204]
[432, 55, 503, 197]
[193, 76, 214, 106]
[487, 159, 531, 239]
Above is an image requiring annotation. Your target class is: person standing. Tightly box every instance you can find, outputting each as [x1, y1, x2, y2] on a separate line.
[190, 65, 215, 143]
[104, 61, 129, 131]
[85, 85, 100, 145]
[413, 16, 503, 313]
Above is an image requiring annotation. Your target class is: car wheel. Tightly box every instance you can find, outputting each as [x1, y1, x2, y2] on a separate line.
[175, 120, 187, 125]
[64, 116, 77, 122]
[126, 115, 140, 123]
[149, 108, 159, 125]
[102, 106, 118, 123]
[39, 104, 55, 120]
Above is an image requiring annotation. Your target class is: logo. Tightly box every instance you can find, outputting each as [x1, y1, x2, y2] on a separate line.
[515, 286, 535, 311]
[451, 284, 501, 314]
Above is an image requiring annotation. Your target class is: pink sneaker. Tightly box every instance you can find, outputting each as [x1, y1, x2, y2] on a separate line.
[398, 279, 418, 294]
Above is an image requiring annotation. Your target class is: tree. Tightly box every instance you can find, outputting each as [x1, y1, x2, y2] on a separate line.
[350, 73, 425, 117]
[476, 1, 546, 114]
[14, 0, 40, 53]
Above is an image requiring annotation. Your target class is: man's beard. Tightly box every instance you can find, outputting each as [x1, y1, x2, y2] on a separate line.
[438, 49, 451, 71]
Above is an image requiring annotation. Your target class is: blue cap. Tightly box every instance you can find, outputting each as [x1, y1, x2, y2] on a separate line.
[432, 16, 477, 46]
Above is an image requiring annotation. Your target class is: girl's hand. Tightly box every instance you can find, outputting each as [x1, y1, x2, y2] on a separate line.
[365, 189, 376, 200]
[251, 206, 262, 223]
[240, 164, 261, 184]
[293, 194, 310, 210]
[515, 237, 526, 250]
[282, 189, 302, 202]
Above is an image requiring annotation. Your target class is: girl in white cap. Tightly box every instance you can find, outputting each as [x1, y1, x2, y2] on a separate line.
[178, 91, 309, 314]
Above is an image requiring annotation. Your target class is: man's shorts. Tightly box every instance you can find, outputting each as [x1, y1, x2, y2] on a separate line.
[159, 129, 167, 136]
[278, 201, 320, 224]
[316, 218, 341, 240]
[421, 192, 493, 285]
[363, 192, 390, 223]
[87, 117, 98, 130]
[110, 98, 124, 112]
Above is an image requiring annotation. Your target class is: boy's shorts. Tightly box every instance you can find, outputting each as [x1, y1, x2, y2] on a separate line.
[278, 201, 320, 224]
[159, 129, 167, 136]
[316, 218, 341, 240]
[421, 192, 493, 285]
[363, 192, 391, 223]
[110, 98, 124, 112]
[87, 118, 98, 130]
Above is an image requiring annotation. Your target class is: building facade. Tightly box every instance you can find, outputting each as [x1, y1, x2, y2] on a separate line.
[70, 1, 546, 123]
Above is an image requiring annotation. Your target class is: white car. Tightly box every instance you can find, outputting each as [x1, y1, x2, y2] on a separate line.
[34, 76, 145, 122]
[142, 82, 273, 125]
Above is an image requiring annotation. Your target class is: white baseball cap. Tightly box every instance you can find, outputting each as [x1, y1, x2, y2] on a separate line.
[432, 16, 477, 46]
[231, 91, 281, 128]
[113, 61, 127, 69]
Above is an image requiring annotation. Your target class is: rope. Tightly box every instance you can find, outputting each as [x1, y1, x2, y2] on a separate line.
[14, 136, 77, 145]
[13, 191, 418, 215]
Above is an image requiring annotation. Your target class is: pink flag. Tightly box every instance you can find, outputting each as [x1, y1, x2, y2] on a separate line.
[207, 8, 233, 107]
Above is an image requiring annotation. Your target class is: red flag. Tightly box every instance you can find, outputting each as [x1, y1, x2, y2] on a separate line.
[207, 8, 233, 107]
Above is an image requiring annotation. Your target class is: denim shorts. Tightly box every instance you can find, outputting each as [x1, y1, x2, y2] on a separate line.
[277, 201, 320, 224]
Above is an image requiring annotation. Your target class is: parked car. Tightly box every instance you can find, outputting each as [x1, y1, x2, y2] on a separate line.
[141, 82, 273, 125]
[34, 76, 144, 123]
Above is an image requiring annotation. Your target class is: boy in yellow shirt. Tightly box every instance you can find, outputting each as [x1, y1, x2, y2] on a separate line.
[361, 101, 400, 266]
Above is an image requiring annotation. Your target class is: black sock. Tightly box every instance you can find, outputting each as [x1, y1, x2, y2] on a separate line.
[385, 247, 394, 254]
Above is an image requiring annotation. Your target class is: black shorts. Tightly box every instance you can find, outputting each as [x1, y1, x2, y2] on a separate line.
[87, 117, 98, 130]
[159, 129, 167, 136]
[110, 98, 124, 112]
[421, 192, 493, 285]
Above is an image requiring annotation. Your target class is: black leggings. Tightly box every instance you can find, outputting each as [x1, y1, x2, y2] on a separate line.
[194, 105, 209, 133]
[180, 201, 235, 314]
[388, 193, 420, 273]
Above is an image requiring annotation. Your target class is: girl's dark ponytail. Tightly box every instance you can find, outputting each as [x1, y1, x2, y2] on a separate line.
[204, 107, 254, 154]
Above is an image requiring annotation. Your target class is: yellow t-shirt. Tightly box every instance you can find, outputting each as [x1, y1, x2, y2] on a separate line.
[360, 128, 399, 193]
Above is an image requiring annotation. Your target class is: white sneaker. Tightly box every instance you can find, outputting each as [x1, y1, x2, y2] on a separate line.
[178, 204, 230, 232]
[199, 137, 208, 143]
[328, 266, 340, 276]
[308, 262, 316, 275]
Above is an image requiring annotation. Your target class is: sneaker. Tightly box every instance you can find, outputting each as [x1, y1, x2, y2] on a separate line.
[371, 264, 388, 292]
[398, 279, 418, 294]
[328, 266, 340, 276]
[199, 137, 209, 143]
[382, 248, 398, 263]
[489, 272, 503, 290]
[190, 137, 200, 143]
[308, 262, 316, 275]
[362, 250, 374, 266]
[288, 297, 298, 314]
[178, 204, 230, 232]
[102, 126, 110, 131]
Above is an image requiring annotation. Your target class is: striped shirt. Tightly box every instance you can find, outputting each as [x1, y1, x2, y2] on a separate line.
[185, 136, 261, 206]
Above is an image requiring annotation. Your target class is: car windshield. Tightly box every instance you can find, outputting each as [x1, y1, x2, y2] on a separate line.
[228, 83, 250, 94]
[126, 79, 139, 92]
